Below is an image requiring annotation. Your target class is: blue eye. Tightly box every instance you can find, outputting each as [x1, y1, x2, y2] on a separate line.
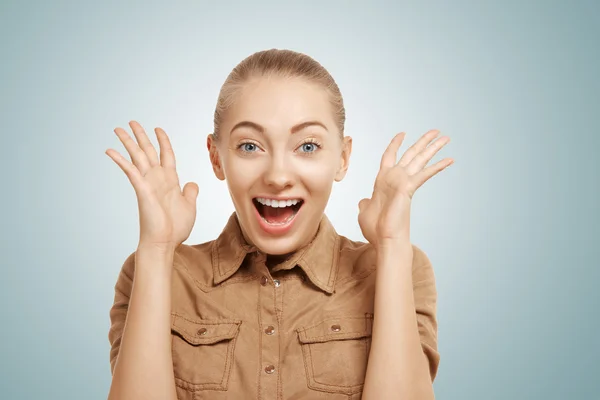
[240, 142, 259, 152]
[299, 142, 319, 153]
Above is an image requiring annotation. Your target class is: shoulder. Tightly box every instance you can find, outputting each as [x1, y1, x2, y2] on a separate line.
[116, 239, 217, 286]
[174, 240, 215, 268]
[171, 240, 219, 288]
[335, 235, 434, 282]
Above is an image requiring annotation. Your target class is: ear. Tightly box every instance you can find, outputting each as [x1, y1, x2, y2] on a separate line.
[334, 136, 352, 182]
[207, 133, 226, 181]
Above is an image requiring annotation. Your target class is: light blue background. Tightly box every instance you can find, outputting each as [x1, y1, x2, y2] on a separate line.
[1, 1, 598, 399]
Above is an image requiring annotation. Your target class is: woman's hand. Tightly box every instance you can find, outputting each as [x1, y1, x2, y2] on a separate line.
[105, 121, 199, 250]
[358, 130, 453, 246]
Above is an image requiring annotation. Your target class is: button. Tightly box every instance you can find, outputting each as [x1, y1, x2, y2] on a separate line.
[264, 325, 275, 335]
[273, 279, 281, 287]
[265, 365, 276, 374]
[331, 324, 341, 332]
[260, 276, 268, 286]
[197, 328, 207, 335]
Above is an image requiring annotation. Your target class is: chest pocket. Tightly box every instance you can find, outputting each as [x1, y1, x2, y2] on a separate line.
[170, 313, 241, 392]
[297, 313, 374, 395]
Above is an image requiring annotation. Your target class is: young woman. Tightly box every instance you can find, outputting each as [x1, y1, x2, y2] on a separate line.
[106, 49, 453, 400]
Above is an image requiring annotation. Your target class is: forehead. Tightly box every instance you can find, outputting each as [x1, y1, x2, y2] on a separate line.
[225, 76, 335, 132]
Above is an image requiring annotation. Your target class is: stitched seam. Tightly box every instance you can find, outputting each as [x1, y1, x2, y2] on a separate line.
[278, 283, 284, 400]
[336, 268, 376, 285]
[298, 256, 330, 293]
[217, 274, 259, 287]
[172, 332, 233, 391]
[307, 343, 361, 391]
[172, 329, 236, 344]
[224, 249, 246, 276]
[300, 332, 371, 342]
[278, 275, 304, 281]
[328, 234, 341, 290]
[221, 331, 237, 389]
[305, 337, 317, 389]
[172, 337, 235, 391]
[176, 253, 213, 293]
[171, 312, 241, 325]
[257, 280, 263, 400]
[211, 240, 219, 280]
[300, 335, 313, 392]
[298, 315, 367, 332]
[192, 274, 259, 293]
[174, 377, 228, 391]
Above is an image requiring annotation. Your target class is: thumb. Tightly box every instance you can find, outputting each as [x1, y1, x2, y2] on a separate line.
[183, 182, 199, 204]
[358, 198, 370, 213]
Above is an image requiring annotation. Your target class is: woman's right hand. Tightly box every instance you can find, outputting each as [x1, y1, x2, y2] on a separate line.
[105, 121, 199, 250]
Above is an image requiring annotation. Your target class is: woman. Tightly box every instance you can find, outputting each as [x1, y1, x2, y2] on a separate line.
[106, 49, 453, 400]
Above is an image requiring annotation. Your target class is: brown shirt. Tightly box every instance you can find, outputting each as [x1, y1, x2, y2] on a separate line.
[108, 213, 440, 400]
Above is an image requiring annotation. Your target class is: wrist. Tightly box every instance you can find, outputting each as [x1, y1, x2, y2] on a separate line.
[376, 236, 411, 251]
[137, 241, 178, 254]
[376, 239, 413, 263]
[135, 243, 177, 272]
[375, 225, 411, 248]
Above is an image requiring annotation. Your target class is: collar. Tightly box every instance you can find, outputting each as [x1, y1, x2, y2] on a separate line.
[212, 212, 341, 294]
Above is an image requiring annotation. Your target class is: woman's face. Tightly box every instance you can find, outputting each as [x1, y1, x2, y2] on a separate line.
[208, 76, 352, 255]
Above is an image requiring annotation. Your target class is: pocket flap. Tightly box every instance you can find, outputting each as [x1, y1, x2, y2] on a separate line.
[297, 314, 373, 344]
[171, 313, 241, 345]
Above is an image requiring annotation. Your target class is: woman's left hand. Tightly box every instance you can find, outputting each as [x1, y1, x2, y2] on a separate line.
[358, 130, 453, 246]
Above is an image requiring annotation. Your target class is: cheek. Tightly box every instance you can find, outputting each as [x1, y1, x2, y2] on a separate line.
[223, 155, 262, 195]
[298, 158, 338, 195]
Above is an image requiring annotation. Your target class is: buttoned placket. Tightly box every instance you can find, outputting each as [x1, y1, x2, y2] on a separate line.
[254, 251, 282, 399]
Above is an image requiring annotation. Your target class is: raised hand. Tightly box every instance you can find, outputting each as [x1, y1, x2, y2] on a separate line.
[105, 121, 199, 249]
[358, 130, 453, 245]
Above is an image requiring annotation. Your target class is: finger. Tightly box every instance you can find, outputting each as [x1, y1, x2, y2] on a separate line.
[358, 198, 370, 212]
[114, 127, 152, 175]
[129, 121, 160, 167]
[397, 129, 439, 168]
[405, 136, 451, 175]
[380, 132, 406, 170]
[105, 148, 144, 190]
[155, 127, 176, 169]
[182, 182, 199, 204]
[411, 158, 454, 190]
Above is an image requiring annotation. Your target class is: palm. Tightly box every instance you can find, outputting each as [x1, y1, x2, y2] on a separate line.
[106, 121, 199, 247]
[358, 130, 453, 245]
[137, 165, 197, 245]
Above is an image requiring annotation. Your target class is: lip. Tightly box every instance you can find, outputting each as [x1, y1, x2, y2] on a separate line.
[252, 197, 304, 236]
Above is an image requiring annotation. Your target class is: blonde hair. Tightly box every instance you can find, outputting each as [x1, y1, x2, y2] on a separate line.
[213, 48, 345, 139]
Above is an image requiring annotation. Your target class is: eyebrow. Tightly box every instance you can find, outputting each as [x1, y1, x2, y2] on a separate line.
[230, 120, 328, 135]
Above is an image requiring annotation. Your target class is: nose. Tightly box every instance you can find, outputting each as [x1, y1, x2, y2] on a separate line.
[262, 154, 295, 190]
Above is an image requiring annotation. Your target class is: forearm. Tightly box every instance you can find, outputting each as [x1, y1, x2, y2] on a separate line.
[362, 239, 434, 400]
[108, 245, 177, 400]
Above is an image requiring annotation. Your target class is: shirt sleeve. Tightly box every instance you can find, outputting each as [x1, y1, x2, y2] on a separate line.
[411, 245, 441, 382]
[107, 251, 136, 375]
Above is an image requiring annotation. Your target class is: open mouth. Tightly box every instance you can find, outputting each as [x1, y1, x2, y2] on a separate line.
[252, 197, 304, 225]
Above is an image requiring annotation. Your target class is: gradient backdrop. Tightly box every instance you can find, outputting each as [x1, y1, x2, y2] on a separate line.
[1, 1, 598, 399]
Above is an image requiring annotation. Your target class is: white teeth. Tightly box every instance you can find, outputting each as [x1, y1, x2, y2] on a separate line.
[256, 197, 301, 208]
